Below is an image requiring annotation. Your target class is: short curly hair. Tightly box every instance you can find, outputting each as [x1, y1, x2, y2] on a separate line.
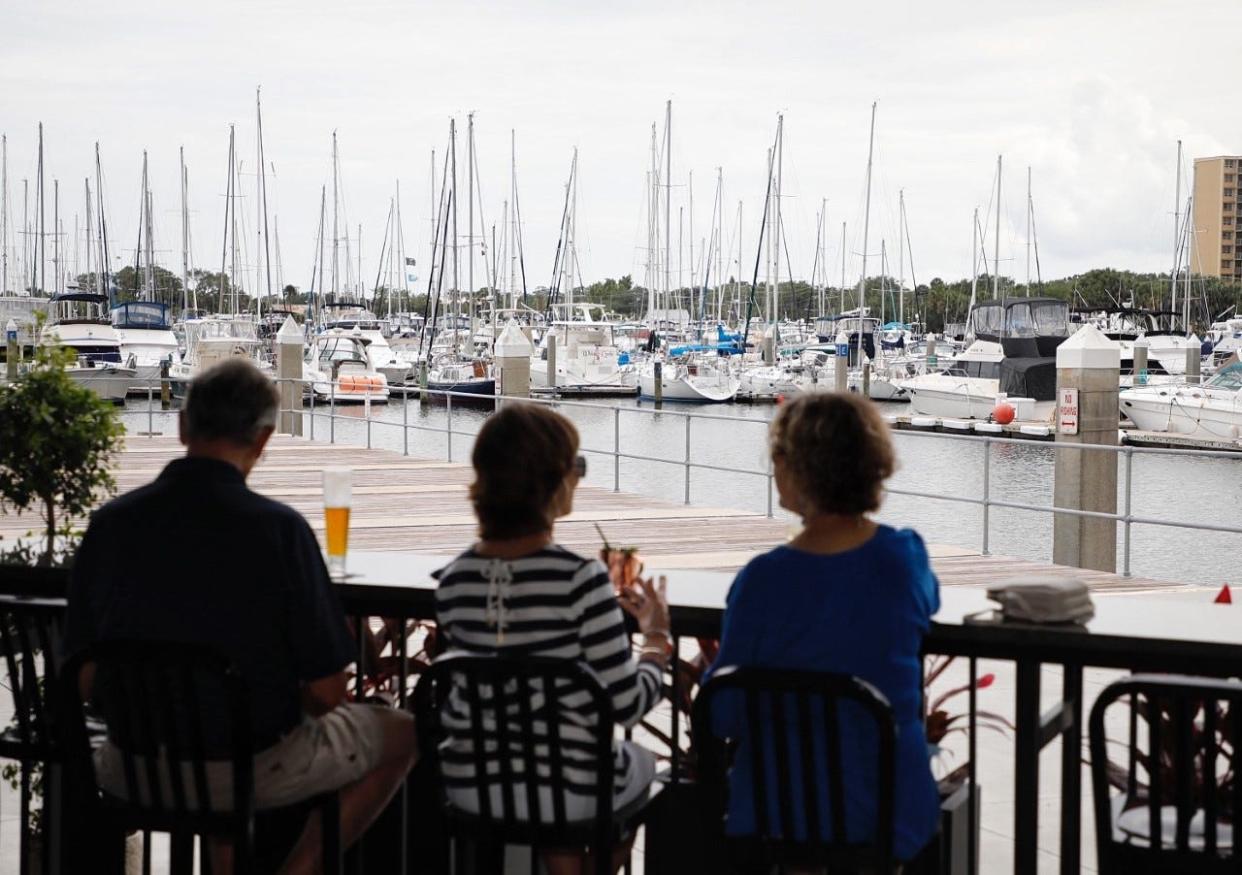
[470, 403, 579, 540]
[769, 392, 895, 516]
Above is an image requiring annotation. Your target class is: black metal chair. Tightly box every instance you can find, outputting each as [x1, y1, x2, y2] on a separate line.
[0, 595, 68, 875]
[58, 640, 342, 875]
[692, 665, 898, 874]
[1089, 674, 1242, 874]
[412, 653, 662, 875]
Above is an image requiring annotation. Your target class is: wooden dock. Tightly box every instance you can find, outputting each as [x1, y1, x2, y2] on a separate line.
[0, 435, 1188, 593]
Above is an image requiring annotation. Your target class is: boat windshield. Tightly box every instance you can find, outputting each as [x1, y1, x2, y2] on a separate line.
[188, 319, 261, 343]
[112, 301, 172, 330]
[1006, 300, 1070, 338]
[315, 337, 367, 364]
[1207, 362, 1242, 391]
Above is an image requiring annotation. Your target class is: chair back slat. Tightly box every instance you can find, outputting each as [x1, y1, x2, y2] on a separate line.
[743, 683, 770, 836]
[1173, 698, 1193, 851]
[768, 689, 795, 840]
[491, 672, 518, 824]
[0, 597, 65, 753]
[412, 654, 616, 855]
[692, 666, 897, 873]
[1203, 703, 1218, 853]
[515, 675, 542, 823]
[1089, 674, 1242, 873]
[178, 663, 212, 813]
[1147, 692, 1162, 851]
[544, 672, 568, 829]
[156, 664, 189, 813]
[795, 691, 820, 843]
[464, 671, 493, 822]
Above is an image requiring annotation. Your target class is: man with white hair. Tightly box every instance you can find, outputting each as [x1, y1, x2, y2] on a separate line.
[65, 358, 417, 873]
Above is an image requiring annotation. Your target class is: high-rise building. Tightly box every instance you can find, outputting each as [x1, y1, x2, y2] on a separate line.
[1192, 156, 1242, 280]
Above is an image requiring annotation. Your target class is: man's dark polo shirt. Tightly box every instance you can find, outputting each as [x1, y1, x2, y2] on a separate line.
[63, 456, 355, 749]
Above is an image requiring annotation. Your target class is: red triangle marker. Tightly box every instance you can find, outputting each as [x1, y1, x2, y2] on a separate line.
[1216, 584, 1232, 604]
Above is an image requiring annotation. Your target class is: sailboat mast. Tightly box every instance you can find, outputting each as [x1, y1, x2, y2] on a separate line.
[180, 147, 189, 311]
[467, 112, 474, 330]
[53, 178, 60, 295]
[1, 134, 6, 295]
[95, 143, 111, 301]
[84, 178, 92, 282]
[839, 222, 847, 314]
[662, 101, 672, 321]
[898, 191, 905, 323]
[257, 87, 273, 305]
[331, 131, 339, 300]
[395, 179, 405, 314]
[219, 126, 233, 313]
[993, 154, 1002, 299]
[37, 123, 45, 297]
[774, 115, 783, 323]
[859, 102, 876, 312]
[315, 185, 326, 326]
[450, 118, 459, 355]
[1171, 140, 1182, 310]
[969, 207, 979, 319]
[1025, 167, 1032, 297]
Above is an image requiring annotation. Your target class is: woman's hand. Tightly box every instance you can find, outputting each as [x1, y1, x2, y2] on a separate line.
[618, 575, 670, 637]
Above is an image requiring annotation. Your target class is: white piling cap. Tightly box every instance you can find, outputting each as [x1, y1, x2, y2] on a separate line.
[835, 332, 848, 345]
[1133, 334, 1148, 348]
[494, 319, 533, 357]
[5, 319, 16, 332]
[1057, 323, 1119, 369]
[276, 315, 302, 343]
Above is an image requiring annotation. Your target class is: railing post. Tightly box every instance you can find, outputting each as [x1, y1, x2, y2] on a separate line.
[147, 382, 154, 437]
[366, 404, 372, 449]
[402, 389, 409, 457]
[446, 392, 453, 462]
[1123, 447, 1133, 577]
[766, 462, 774, 519]
[981, 438, 991, 556]
[330, 381, 336, 444]
[309, 382, 315, 441]
[613, 407, 620, 493]
[683, 416, 691, 505]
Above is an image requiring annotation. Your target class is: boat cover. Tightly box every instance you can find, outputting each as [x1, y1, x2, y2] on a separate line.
[1000, 357, 1057, 401]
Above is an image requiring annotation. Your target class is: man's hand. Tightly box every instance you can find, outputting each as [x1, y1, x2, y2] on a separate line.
[302, 670, 349, 717]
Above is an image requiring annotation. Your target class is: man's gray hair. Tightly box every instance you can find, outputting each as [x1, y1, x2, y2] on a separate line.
[183, 359, 280, 445]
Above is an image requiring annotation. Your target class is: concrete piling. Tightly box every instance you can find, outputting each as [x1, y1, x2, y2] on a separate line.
[1133, 337, 1148, 385]
[862, 361, 872, 398]
[276, 316, 304, 436]
[495, 319, 533, 398]
[5, 319, 17, 383]
[653, 360, 663, 406]
[547, 333, 558, 390]
[834, 332, 848, 393]
[1052, 324, 1120, 572]
[1186, 341, 1201, 385]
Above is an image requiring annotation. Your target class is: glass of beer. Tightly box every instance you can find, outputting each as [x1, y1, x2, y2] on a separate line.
[322, 467, 352, 577]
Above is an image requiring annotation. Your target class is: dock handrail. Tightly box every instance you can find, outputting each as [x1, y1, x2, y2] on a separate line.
[117, 376, 1242, 580]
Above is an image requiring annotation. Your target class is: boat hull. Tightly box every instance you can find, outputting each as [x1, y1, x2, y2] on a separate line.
[638, 372, 739, 403]
[1120, 386, 1242, 440]
[68, 365, 135, 404]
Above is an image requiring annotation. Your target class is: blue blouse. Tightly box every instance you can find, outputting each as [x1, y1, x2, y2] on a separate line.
[703, 525, 941, 861]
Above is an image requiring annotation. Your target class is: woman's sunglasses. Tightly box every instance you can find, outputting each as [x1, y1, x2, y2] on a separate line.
[574, 455, 587, 478]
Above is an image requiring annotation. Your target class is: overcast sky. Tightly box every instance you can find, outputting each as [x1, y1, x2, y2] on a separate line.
[2, 0, 1239, 302]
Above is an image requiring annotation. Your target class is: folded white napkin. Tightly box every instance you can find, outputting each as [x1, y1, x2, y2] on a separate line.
[987, 575, 1095, 624]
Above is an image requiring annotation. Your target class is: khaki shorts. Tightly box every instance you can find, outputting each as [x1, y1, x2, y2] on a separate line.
[96, 703, 393, 811]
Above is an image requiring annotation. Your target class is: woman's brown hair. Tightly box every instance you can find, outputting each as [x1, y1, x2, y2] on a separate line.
[770, 392, 896, 516]
[470, 403, 580, 540]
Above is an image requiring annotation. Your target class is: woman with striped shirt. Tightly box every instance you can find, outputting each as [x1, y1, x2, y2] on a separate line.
[434, 403, 669, 874]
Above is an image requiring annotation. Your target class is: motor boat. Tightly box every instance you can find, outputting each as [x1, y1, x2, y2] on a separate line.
[530, 304, 636, 397]
[900, 298, 1070, 420]
[638, 354, 740, 403]
[319, 310, 411, 384]
[40, 291, 138, 403]
[304, 331, 390, 403]
[426, 352, 495, 398]
[111, 300, 180, 394]
[169, 315, 272, 393]
[1119, 360, 1242, 440]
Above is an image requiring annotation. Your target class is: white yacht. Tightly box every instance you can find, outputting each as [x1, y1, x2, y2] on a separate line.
[320, 310, 411, 384]
[901, 298, 1070, 420]
[638, 354, 740, 403]
[530, 304, 636, 396]
[111, 300, 181, 394]
[169, 315, 272, 391]
[1119, 360, 1242, 440]
[40, 292, 136, 404]
[304, 331, 390, 403]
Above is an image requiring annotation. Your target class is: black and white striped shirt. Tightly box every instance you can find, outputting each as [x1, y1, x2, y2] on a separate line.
[434, 545, 662, 800]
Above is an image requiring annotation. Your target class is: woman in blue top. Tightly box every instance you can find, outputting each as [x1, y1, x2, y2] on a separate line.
[704, 391, 940, 862]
